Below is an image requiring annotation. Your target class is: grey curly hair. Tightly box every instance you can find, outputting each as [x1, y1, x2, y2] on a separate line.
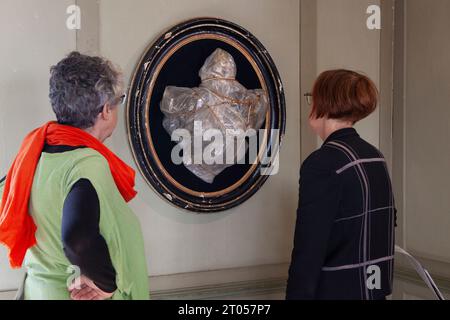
[49, 51, 123, 129]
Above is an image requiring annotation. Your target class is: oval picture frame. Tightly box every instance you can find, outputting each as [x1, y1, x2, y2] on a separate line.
[127, 18, 286, 213]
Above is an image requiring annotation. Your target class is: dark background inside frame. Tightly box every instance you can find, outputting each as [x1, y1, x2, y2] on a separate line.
[148, 38, 266, 193]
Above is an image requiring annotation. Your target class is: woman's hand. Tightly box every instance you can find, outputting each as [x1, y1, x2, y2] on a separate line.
[68, 275, 115, 300]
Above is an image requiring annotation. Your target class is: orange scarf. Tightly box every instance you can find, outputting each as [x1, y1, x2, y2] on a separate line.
[0, 121, 137, 268]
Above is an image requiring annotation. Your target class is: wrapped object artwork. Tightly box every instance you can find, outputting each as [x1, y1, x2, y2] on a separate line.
[160, 48, 269, 183]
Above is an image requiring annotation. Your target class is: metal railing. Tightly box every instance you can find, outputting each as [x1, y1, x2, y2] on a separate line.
[395, 245, 445, 300]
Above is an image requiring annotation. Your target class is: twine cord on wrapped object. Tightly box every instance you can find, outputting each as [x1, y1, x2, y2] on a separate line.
[160, 48, 269, 184]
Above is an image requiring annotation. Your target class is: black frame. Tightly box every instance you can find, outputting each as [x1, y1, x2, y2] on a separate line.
[127, 18, 286, 213]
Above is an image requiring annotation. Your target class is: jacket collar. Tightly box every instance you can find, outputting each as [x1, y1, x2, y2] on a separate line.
[323, 127, 359, 145]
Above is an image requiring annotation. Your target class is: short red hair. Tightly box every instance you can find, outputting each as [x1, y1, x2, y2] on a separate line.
[311, 69, 378, 123]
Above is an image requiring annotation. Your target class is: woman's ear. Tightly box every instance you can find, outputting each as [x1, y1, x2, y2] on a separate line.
[99, 104, 112, 121]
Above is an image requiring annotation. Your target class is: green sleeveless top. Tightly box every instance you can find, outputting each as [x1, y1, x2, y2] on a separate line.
[0, 148, 149, 300]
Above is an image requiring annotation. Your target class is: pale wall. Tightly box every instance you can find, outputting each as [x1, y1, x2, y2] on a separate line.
[98, 0, 301, 277]
[0, 0, 76, 290]
[316, 0, 381, 148]
[398, 0, 450, 274]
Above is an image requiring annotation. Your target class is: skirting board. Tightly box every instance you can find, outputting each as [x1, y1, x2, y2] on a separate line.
[2, 263, 448, 300]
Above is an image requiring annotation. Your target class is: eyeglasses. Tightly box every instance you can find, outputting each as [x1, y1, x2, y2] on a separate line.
[304, 93, 313, 106]
[112, 94, 127, 106]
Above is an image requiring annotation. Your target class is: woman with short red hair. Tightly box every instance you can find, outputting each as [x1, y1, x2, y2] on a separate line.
[286, 69, 396, 300]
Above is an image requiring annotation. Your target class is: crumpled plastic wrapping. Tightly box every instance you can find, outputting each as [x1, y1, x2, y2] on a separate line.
[160, 48, 268, 183]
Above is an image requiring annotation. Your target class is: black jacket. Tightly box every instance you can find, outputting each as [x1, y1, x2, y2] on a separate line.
[286, 128, 396, 300]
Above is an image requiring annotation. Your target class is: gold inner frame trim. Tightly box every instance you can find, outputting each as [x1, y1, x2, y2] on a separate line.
[140, 33, 270, 198]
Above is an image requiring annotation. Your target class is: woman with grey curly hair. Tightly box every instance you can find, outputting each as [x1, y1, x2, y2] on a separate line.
[0, 52, 149, 300]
